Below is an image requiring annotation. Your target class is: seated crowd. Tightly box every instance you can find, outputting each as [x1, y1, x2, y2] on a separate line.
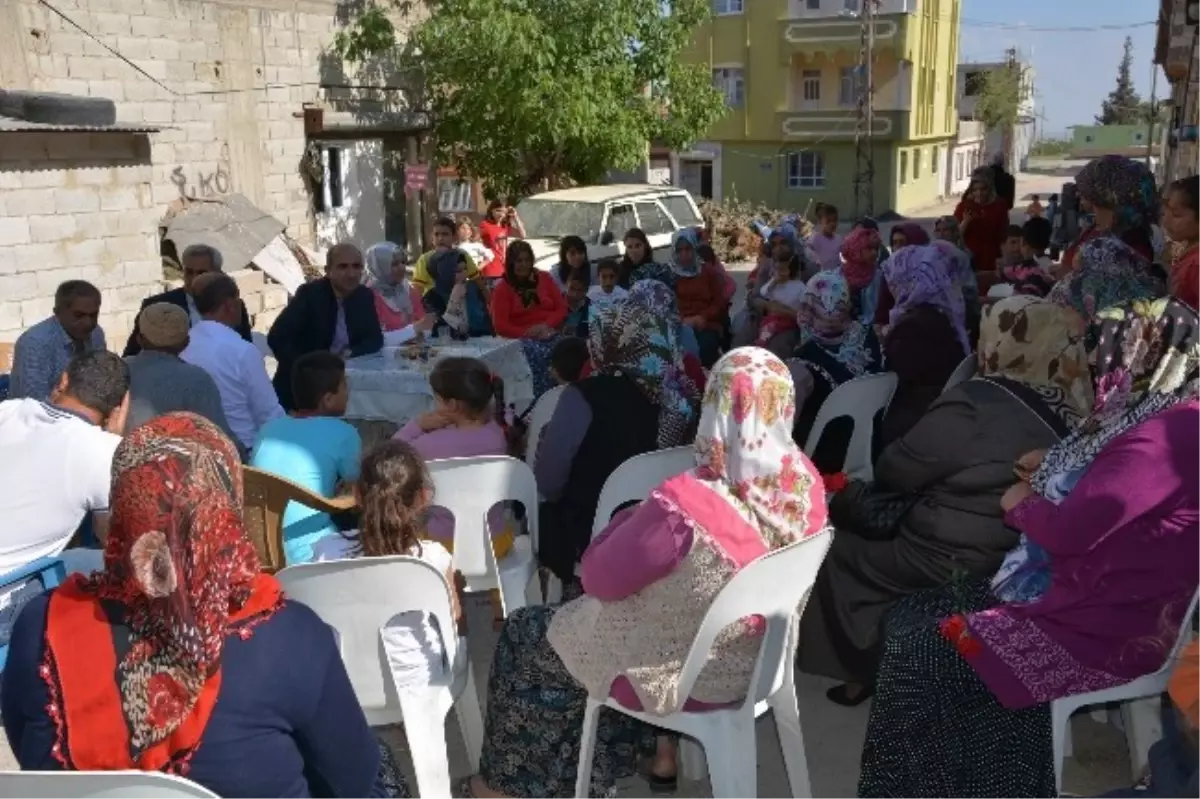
[0, 157, 1195, 798]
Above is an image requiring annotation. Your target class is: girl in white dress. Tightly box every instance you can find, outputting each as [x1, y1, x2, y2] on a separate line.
[312, 440, 465, 690]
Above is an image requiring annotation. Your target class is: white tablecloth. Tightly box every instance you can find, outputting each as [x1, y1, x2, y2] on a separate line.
[344, 337, 534, 425]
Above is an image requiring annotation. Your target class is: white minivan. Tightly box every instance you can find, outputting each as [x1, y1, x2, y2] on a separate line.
[514, 184, 705, 272]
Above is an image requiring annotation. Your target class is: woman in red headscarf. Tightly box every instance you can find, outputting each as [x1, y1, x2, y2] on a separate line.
[1, 413, 409, 797]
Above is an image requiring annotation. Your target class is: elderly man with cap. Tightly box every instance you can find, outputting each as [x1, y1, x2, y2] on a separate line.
[267, 241, 382, 410]
[124, 301, 236, 445]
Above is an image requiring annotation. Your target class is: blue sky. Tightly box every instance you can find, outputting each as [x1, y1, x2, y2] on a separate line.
[958, 0, 1160, 139]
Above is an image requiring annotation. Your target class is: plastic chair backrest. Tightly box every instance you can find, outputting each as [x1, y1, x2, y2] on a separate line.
[0, 771, 218, 797]
[1154, 587, 1200, 677]
[525, 385, 567, 466]
[242, 467, 357, 572]
[591, 446, 694, 537]
[276, 556, 457, 722]
[942, 354, 977, 393]
[670, 531, 833, 715]
[425, 456, 539, 580]
[802, 372, 898, 479]
[0, 557, 67, 671]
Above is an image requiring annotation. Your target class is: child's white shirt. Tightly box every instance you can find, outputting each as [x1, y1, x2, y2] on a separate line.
[587, 285, 629, 307]
[311, 534, 455, 691]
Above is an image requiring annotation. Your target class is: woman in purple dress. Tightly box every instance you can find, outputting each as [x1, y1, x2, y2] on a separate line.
[858, 297, 1199, 798]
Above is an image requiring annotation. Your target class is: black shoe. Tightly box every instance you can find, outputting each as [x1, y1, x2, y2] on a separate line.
[826, 683, 874, 707]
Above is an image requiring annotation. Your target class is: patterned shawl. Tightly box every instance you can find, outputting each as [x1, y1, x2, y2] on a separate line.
[840, 227, 882, 290]
[1031, 297, 1199, 495]
[977, 295, 1094, 424]
[589, 280, 701, 448]
[693, 348, 828, 549]
[796, 269, 875, 378]
[1048, 237, 1165, 335]
[882, 243, 971, 354]
[43, 413, 281, 771]
[1074, 155, 1161, 236]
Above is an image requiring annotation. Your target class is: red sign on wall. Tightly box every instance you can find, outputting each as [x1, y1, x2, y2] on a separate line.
[404, 164, 430, 194]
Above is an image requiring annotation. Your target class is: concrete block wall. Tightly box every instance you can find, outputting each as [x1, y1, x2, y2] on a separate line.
[0, 0, 417, 345]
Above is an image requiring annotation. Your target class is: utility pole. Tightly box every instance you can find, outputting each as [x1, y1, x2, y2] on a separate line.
[1002, 46, 1017, 172]
[1146, 64, 1159, 171]
[852, 0, 877, 220]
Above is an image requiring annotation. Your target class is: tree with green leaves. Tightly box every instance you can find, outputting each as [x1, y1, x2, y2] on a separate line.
[1095, 36, 1143, 125]
[332, 0, 727, 198]
[972, 66, 1024, 132]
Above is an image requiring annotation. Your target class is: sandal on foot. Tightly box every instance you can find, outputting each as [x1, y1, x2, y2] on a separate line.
[826, 683, 874, 707]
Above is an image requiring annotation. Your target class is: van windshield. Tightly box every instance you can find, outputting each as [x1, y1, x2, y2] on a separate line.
[515, 199, 605, 243]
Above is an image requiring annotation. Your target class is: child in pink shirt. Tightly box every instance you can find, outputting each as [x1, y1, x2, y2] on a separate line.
[393, 357, 515, 560]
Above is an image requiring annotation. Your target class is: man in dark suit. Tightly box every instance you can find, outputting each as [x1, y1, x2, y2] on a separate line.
[123, 244, 253, 356]
[267, 242, 383, 410]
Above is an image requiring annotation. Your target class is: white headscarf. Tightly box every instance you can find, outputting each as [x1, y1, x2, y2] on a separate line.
[364, 242, 413, 315]
[692, 348, 828, 549]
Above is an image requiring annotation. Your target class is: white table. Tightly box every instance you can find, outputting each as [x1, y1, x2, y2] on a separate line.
[344, 337, 534, 425]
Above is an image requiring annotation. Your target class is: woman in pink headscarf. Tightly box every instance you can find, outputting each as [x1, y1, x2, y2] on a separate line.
[839, 226, 884, 324]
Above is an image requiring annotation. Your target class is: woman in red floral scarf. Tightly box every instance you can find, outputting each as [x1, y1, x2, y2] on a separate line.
[1, 413, 409, 797]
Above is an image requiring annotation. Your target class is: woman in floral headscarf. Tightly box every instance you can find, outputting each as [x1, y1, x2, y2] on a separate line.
[788, 270, 883, 470]
[879, 244, 973, 445]
[535, 283, 701, 584]
[465, 349, 829, 798]
[955, 166, 1012, 274]
[799, 295, 1090, 708]
[857, 297, 1199, 798]
[1, 413, 409, 796]
[1061, 155, 1160, 271]
[1049, 236, 1164, 335]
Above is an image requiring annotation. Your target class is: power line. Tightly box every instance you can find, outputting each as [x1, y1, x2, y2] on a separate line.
[959, 18, 1156, 33]
[38, 0, 408, 98]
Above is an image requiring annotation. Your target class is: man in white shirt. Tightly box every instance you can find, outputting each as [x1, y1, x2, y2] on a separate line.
[182, 272, 284, 454]
[0, 351, 130, 574]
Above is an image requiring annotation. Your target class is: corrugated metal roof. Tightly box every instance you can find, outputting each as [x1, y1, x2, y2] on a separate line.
[0, 117, 160, 133]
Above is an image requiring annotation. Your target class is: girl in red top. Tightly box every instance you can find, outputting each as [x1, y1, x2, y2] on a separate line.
[954, 167, 1011, 274]
[671, 229, 727, 367]
[478, 200, 527, 280]
[1163, 175, 1199, 310]
[490, 240, 567, 398]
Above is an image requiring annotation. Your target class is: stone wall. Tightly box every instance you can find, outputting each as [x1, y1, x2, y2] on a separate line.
[0, 0, 417, 345]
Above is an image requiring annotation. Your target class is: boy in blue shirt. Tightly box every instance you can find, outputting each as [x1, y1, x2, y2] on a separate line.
[251, 351, 362, 564]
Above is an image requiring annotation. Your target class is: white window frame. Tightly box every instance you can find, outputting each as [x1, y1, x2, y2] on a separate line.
[712, 66, 745, 109]
[838, 66, 858, 107]
[801, 69, 821, 108]
[843, 0, 860, 12]
[786, 151, 826, 189]
[806, 0, 821, 9]
[437, 177, 473, 213]
[712, 0, 744, 14]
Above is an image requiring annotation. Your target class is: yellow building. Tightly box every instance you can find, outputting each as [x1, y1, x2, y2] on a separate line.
[675, 0, 961, 218]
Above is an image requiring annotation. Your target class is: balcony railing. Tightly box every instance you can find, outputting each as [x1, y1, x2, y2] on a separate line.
[776, 108, 908, 142]
[779, 12, 911, 60]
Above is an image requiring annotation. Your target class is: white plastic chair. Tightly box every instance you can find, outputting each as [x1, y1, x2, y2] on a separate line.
[0, 771, 217, 797]
[525, 384, 567, 469]
[1051, 587, 1200, 792]
[574, 531, 833, 798]
[802, 372, 898, 481]
[591, 446, 694, 537]
[426, 455, 541, 615]
[545, 445, 695, 604]
[276, 556, 484, 799]
[942, 354, 977, 394]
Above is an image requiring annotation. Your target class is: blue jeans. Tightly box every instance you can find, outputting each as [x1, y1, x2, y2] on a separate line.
[679, 325, 699, 358]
